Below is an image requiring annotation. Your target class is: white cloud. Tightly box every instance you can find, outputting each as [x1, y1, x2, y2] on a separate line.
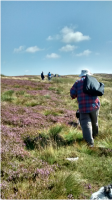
[26, 46, 41, 53]
[14, 46, 24, 53]
[14, 45, 42, 53]
[47, 34, 60, 41]
[76, 49, 91, 56]
[46, 26, 90, 45]
[59, 44, 77, 52]
[61, 26, 90, 43]
[47, 36, 53, 41]
[46, 53, 60, 59]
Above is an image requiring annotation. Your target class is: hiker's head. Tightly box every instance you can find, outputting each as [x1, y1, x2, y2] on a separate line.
[79, 69, 93, 77]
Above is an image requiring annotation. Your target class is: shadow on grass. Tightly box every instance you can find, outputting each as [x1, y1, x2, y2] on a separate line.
[68, 121, 79, 127]
[75, 137, 84, 143]
[24, 133, 50, 150]
[24, 124, 85, 151]
[24, 133, 77, 150]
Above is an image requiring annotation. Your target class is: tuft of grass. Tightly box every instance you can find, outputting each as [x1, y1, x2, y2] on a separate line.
[49, 124, 64, 139]
[44, 94, 51, 99]
[62, 128, 82, 144]
[77, 144, 97, 156]
[100, 98, 110, 107]
[64, 172, 83, 198]
[51, 77, 64, 84]
[96, 136, 112, 149]
[40, 145, 57, 164]
[25, 100, 38, 107]
[24, 93, 31, 97]
[13, 96, 29, 105]
[3, 90, 14, 96]
[52, 77, 76, 84]
[56, 87, 64, 94]
[77, 154, 112, 186]
[1, 90, 15, 102]
[44, 109, 63, 116]
[14, 85, 20, 88]
[15, 90, 25, 96]
[48, 87, 56, 91]
[37, 87, 42, 90]
[46, 172, 83, 199]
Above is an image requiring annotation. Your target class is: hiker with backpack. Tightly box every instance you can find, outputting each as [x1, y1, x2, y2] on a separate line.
[70, 69, 104, 147]
[41, 71, 45, 80]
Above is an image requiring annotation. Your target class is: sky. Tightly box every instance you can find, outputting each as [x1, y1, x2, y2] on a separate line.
[1, 1, 112, 76]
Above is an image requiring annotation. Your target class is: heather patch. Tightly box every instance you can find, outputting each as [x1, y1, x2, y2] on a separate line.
[46, 109, 76, 125]
[1, 104, 48, 128]
[1, 157, 59, 199]
[1, 124, 29, 161]
[1, 103, 77, 129]
[1, 78, 52, 95]
[2, 158, 58, 183]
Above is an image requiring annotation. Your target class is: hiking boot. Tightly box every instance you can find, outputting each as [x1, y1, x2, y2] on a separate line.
[89, 144, 94, 147]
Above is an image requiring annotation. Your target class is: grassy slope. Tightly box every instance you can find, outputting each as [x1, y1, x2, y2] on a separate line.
[1, 74, 112, 199]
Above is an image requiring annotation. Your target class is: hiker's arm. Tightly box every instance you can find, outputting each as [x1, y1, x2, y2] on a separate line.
[70, 82, 77, 99]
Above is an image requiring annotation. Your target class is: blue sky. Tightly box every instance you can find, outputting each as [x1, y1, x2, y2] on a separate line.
[1, 1, 112, 76]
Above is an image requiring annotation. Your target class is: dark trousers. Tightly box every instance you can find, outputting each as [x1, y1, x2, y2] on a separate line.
[80, 109, 99, 145]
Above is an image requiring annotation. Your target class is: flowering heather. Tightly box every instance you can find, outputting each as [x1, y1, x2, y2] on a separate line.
[1, 104, 48, 128]
[1, 124, 29, 160]
[1, 103, 76, 129]
[1, 78, 51, 92]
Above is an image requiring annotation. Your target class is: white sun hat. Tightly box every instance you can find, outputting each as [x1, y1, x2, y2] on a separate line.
[79, 69, 93, 77]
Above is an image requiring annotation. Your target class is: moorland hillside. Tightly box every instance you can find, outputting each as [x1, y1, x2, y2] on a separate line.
[1, 73, 112, 199]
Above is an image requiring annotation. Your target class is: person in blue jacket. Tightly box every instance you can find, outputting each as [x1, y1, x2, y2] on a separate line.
[48, 72, 51, 80]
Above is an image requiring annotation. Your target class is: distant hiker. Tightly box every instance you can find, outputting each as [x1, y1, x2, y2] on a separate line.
[41, 71, 44, 80]
[48, 72, 51, 80]
[70, 69, 100, 147]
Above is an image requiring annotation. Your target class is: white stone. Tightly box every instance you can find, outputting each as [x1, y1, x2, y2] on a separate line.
[66, 157, 79, 161]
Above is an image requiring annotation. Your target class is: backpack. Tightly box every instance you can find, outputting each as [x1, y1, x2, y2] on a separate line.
[83, 75, 104, 96]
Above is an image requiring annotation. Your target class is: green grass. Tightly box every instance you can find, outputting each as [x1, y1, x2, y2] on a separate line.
[62, 127, 82, 144]
[1, 90, 15, 102]
[44, 94, 51, 99]
[40, 145, 57, 164]
[15, 90, 26, 96]
[25, 100, 39, 107]
[45, 172, 83, 199]
[44, 109, 64, 116]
